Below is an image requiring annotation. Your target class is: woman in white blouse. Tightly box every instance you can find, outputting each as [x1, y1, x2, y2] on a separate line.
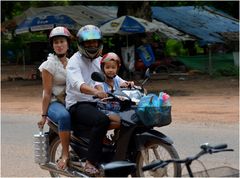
[38, 26, 72, 170]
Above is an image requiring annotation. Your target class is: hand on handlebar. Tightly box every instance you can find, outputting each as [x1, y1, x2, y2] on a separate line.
[120, 81, 134, 88]
[94, 91, 108, 99]
[101, 96, 114, 101]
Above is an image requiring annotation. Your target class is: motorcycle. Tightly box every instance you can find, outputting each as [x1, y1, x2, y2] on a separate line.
[34, 69, 181, 177]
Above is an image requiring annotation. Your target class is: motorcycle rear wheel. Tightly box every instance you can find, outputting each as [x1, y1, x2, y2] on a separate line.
[48, 136, 65, 177]
[135, 140, 181, 177]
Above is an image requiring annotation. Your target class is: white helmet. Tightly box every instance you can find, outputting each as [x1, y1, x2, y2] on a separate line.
[49, 26, 71, 48]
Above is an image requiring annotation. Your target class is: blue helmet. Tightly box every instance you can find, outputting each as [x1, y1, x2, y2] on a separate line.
[77, 25, 103, 59]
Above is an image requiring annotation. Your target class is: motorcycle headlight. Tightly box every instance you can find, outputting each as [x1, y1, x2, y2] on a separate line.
[122, 90, 143, 103]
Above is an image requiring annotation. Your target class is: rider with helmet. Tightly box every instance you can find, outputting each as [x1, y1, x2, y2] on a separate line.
[65, 25, 109, 176]
[98, 52, 134, 91]
[38, 26, 72, 170]
[95, 52, 135, 129]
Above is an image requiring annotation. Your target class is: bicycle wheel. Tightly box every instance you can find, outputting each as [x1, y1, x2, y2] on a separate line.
[135, 140, 181, 177]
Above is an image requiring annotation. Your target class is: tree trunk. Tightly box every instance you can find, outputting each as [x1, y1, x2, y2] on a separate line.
[117, 2, 152, 21]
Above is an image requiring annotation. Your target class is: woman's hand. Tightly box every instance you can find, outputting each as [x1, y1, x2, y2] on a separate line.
[37, 116, 47, 129]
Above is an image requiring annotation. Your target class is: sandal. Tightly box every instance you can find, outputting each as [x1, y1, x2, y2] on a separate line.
[56, 156, 69, 170]
[84, 161, 100, 176]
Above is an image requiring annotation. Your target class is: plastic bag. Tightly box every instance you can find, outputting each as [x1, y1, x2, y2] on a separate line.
[136, 93, 172, 127]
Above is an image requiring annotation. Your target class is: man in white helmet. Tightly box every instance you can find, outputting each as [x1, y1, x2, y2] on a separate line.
[66, 25, 109, 176]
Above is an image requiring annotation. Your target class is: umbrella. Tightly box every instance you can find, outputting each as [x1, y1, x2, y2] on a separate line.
[100, 16, 158, 72]
[100, 15, 158, 35]
[100, 16, 158, 49]
[15, 12, 78, 34]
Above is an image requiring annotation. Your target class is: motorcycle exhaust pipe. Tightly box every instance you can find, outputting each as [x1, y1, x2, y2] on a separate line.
[40, 162, 89, 177]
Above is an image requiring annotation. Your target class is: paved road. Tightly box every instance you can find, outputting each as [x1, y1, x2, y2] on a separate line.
[1, 113, 239, 177]
[158, 121, 239, 175]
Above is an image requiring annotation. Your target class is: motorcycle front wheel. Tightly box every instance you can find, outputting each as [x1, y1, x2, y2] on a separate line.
[135, 140, 181, 177]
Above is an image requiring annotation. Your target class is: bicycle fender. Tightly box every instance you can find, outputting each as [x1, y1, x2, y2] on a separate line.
[135, 129, 173, 150]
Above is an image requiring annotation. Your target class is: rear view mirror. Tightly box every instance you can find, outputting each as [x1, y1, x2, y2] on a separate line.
[144, 68, 150, 79]
[91, 72, 105, 82]
[142, 68, 150, 86]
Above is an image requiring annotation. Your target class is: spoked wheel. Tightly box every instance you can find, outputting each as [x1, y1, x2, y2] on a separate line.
[135, 141, 181, 177]
[48, 136, 87, 177]
[48, 137, 68, 177]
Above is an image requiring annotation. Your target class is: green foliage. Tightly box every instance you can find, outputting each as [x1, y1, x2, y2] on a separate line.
[212, 65, 239, 77]
[30, 1, 70, 8]
[2, 32, 47, 64]
[195, 43, 204, 54]
[165, 39, 188, 56]
[2, 39, 23, 64]
[165, 40, 205, 56]
[1, 1, 238, 22]
[1, 1, 71, 22]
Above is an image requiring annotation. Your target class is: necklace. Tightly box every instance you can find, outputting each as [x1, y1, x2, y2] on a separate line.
[60, 58, 68, 69]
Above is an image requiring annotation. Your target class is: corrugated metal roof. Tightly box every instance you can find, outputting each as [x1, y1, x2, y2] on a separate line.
[5, 5, 238, 44]
[152, 6, 239, 44]
[8, 5, 195, 41]
[152, 20, 195, 41]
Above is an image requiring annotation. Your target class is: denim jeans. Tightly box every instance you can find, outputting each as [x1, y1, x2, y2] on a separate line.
[47, 101, 71, 131]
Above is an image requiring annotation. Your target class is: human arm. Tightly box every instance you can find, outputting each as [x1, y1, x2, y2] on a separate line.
[80, 83, 107, 98]
[95, 83, 104, 92]
[38, 69, 53, 128]
[116, 75, 134, 88]
[67, 56, 107, 99]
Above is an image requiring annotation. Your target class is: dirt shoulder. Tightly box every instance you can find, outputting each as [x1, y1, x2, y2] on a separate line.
[1, 75, 239, 124]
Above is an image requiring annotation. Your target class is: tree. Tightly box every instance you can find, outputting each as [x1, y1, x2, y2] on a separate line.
[117, 2, 152, 21]
[1, 1, 30, 22]
[1, 1, 238, 23]
[1, 1, 70, 22]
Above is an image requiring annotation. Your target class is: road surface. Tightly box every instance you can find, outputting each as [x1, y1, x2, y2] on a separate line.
[1, 113, 239, 177]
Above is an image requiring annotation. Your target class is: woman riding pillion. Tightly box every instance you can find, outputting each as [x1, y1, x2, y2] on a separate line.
[38, 26, 72, 170]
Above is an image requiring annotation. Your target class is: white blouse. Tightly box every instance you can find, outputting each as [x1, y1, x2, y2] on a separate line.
[39, 53, 68, 101]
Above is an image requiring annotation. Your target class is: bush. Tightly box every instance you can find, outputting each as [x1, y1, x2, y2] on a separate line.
[213, 65, 239, 77]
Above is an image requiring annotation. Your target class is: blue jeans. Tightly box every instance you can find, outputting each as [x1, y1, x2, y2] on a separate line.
[47, 101, 71, 131]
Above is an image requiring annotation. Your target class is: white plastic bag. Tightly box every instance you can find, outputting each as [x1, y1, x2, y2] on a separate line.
[121, 45, 135, 72]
